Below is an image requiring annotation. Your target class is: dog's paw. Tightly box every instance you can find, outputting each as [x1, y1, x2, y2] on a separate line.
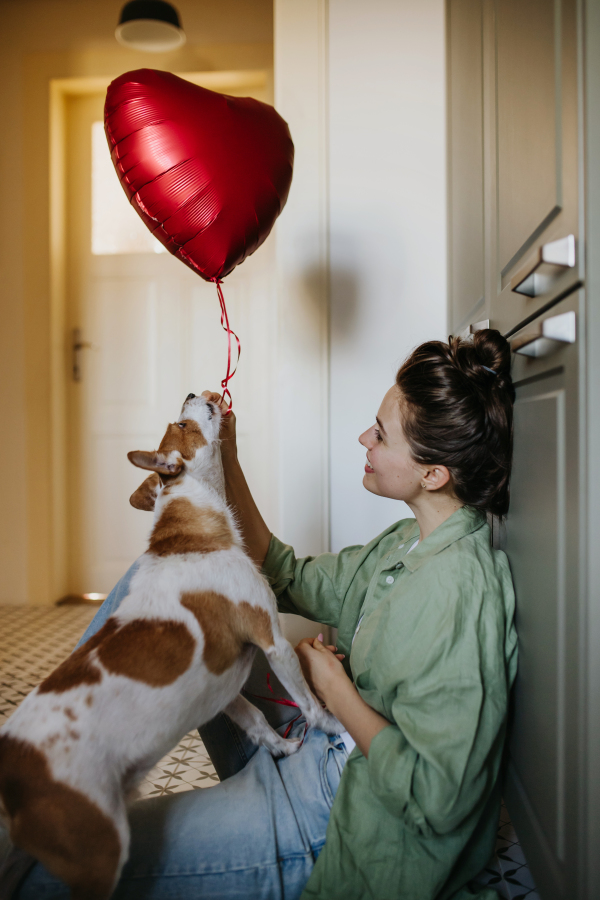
[306, 708, 343, 735]
[260, 732, 302, 758]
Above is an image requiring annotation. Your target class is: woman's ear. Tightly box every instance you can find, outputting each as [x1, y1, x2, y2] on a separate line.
[420, 465, 452, 492]
[130, 473, 161, 511]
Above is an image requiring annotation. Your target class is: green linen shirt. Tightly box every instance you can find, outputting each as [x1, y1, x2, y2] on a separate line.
[263, 506, 518, 900]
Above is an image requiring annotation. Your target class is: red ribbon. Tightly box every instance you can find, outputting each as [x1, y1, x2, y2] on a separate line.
[212, 279, 240, 414]
[246, 673, 308, 743]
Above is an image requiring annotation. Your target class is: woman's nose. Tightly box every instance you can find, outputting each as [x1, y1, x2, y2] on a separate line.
[358, 429, 370, 448]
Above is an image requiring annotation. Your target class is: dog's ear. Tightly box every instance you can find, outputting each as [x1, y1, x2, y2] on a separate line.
[127, 450, 183, 475]
[129, 473, 161, 511]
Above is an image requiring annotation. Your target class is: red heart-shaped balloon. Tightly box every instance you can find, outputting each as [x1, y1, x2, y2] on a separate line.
[104, 69, 294, 281]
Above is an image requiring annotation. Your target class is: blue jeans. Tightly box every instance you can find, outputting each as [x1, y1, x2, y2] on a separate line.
[2, 563, 348, 899]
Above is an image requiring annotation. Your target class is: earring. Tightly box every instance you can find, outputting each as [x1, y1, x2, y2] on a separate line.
[421, 482, 427, 489]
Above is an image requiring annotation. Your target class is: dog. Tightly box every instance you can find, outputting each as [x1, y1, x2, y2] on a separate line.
[0, 394, 340, 900]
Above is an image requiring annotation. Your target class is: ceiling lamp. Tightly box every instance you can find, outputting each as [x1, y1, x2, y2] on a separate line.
[116, 1, 186, 52]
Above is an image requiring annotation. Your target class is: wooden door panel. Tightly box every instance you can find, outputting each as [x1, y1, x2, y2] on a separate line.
[503, 289, 581, 899]
[507, 392, 564, 852]
[496, 0, 560, 276]
[447, 0, 485, 332]
[489, 0, 581, 335]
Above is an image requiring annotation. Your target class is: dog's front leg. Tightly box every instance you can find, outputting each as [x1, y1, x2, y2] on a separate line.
[224, 695, 301, 757]
[263, 635, 342, 735]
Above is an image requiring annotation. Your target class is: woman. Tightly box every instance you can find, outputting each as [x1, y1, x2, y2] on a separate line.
[6, 330, 517, 900]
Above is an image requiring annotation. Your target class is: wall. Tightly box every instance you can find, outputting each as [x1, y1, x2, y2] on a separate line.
[0, 0, 273, 604]
[328, 0, 447, 550]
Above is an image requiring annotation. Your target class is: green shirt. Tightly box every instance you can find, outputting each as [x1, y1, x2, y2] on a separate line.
[263, 506, 517, 900]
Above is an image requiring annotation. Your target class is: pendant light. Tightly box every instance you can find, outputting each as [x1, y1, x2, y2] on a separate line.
[116, 1, 186, 53]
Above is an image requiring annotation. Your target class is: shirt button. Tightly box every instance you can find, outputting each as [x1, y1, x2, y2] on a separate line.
[395, 563, 402, 569]
[385, 575, 394, 584]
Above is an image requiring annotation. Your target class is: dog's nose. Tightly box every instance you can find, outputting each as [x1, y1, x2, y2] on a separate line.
[186, 393, 196, 401]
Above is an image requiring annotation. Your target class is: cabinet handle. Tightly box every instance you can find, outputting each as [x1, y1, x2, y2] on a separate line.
[470, 319, 489, 333]
[512, 235, 576, 298]
[511, 310, 576, 358]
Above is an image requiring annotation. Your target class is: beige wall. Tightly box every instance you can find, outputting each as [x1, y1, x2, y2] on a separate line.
[0, 0, 273, 604]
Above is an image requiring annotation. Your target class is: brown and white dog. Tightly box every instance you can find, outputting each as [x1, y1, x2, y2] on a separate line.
[0, 394, 339, 900]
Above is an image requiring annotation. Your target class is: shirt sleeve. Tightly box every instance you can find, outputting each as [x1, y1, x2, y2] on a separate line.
[366, 678, 492, 837]
[262, 534, 364, 627]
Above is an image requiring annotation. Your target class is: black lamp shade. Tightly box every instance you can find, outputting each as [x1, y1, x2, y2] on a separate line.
[119, 1, 181, 28]
[116, 0, 185, 51]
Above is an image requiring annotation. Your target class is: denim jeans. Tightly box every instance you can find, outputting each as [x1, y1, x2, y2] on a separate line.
[1, 562, 348, 900]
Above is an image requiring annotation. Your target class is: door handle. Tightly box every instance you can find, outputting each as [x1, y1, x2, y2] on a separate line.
[72, 328, 96, 382]
[511, 310, 576, 358]
[512, 235, 576, 298]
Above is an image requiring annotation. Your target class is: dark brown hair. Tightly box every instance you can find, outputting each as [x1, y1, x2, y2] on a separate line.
[395, 329, 515, 517]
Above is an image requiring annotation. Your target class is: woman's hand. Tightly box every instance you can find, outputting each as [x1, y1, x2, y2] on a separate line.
[201, 391, 237, 459]
[294, 636, 348, 708]
[295, 634, 391, 759]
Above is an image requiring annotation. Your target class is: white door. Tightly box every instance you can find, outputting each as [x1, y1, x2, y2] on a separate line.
[64, 86, 278, 596]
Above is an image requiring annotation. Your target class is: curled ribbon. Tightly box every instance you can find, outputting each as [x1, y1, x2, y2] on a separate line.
[212, 279, 241, 414]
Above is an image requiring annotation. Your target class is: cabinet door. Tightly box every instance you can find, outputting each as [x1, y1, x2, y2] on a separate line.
[488, 0, 581, 334]
[447, 0, 485, 333]
[501, 289, 581, 899]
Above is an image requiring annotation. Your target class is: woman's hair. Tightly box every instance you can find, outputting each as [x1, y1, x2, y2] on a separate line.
[395, 329, 515, 517]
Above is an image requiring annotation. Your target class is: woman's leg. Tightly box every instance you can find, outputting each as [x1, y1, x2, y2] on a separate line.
[16, 725, 348, 900]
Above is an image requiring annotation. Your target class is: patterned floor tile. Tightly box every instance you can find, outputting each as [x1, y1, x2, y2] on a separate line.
[0, 605, 218, 797]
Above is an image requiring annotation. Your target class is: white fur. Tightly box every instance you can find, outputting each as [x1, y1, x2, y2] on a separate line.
[0, 395, 339, 898]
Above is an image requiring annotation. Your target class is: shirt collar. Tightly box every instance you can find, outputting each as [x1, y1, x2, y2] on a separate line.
[401, 506, 487, 573]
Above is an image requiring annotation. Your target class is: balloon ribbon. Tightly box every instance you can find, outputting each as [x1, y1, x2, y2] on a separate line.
[213, 279, 241, 414]
[246, 673, 308, 744]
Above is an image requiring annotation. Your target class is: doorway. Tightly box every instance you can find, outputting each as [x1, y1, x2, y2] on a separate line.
[53, 72, 278, 597]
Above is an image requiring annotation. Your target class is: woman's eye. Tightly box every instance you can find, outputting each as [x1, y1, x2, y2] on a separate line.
[374, 429, 383, 442]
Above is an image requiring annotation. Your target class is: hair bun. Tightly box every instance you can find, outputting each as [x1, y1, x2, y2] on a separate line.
[449, 329, 515, 402]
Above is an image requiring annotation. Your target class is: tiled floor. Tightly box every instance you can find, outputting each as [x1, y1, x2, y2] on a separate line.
[0, 605, 538, 897]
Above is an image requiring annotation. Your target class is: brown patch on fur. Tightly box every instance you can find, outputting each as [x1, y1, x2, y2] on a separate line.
[97, 618, 195, 686]
[181, 591, 274, 675]
[37, 620, 119, 695]
[64, 708, 77, 721]
[85, 695, 93, 707]
[130, 473, 161, 511]
[0, 734, 121, 900]
[158, 419, 207, 460]
[148, 498, 233, 556]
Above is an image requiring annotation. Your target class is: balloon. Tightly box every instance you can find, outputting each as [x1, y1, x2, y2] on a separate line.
[104, 69, 294, 281]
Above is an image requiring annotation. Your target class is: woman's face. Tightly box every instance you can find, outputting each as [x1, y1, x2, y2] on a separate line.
[358, 386, 424, 502]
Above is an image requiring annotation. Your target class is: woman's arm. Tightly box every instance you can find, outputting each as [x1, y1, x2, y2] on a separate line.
[202, 392, 271, 568]
[295, 638, 389, 758]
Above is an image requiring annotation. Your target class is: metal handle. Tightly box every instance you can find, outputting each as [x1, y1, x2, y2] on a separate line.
[72, 328, 95, 382]
[512, 235, 576, 298]
[511, 310, 576, 358]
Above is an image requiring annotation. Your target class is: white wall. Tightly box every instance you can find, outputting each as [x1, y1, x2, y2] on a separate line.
[328, 0, 447, 551]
